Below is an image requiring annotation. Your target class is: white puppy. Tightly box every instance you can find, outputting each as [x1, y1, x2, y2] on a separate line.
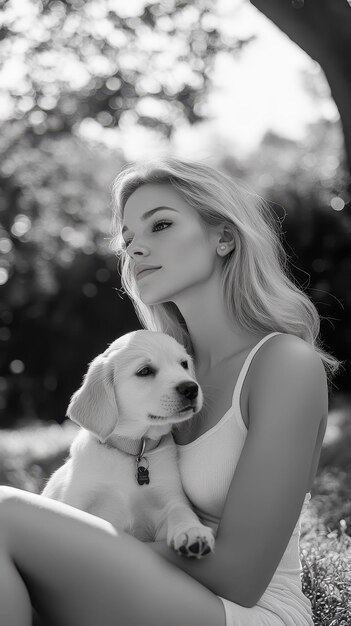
[42, 330, 215, 559]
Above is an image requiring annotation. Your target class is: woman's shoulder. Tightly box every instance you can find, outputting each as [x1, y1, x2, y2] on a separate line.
[249, 332, 328, 422]
[256, 332, 322, 365]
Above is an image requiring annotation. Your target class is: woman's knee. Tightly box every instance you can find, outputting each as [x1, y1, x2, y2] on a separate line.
[0, 486, 24, 542]
[0, 485, 23, 513]
[0, 485, 20, 499]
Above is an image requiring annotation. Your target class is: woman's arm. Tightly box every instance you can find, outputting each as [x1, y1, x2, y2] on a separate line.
[145, 537, 230, 599]
[147, 335, 327, 608]
[216, 334, 328, 607]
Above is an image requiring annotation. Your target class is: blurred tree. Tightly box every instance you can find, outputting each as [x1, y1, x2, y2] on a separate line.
[0, 131, 131, 426]
[0, 0, 252, 139]
[249, 0, 351, 187]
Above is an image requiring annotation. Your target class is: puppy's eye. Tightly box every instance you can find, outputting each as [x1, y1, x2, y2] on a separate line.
[136, 366, 154, 376]
[180, 360, 189, 370]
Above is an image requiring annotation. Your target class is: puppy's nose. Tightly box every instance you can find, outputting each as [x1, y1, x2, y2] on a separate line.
[176, 381, 198, 400]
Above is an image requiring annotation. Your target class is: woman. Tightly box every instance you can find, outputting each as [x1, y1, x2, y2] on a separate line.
[0, 156, 341, 626]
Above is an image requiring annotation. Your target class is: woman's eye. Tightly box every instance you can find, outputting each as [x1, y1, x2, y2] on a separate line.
[181, 361, 189, 370]
[122, 220, 172, 249]
[152, 219, 172, 232]
[136, 366, 154, 376]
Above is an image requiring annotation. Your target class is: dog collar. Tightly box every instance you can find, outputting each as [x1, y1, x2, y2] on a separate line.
[102, 434, 163, 455]
[100, 434, 167, 486]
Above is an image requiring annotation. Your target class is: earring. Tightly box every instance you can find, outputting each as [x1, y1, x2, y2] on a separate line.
[219, 245, 226, 250]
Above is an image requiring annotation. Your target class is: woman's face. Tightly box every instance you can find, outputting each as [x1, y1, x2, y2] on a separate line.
[122, 182, 221, 305]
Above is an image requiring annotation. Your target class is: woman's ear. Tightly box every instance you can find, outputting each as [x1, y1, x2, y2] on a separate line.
[66, 352, 119, 442]
[219, 226, 235, 249]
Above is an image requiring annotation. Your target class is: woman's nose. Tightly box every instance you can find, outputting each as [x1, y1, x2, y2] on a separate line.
[127, 240, 149, 257]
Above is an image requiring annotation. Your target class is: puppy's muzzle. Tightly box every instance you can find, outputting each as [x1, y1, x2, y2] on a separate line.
[149, 381, 199, 421]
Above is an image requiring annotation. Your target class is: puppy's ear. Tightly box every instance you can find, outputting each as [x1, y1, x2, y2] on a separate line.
[67, 353, 118, 442]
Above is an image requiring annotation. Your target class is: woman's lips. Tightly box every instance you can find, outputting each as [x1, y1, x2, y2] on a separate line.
[136, 267, 161, 280]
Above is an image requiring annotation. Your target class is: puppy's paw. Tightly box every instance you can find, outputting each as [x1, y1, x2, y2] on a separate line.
[170, 525, 215, 559]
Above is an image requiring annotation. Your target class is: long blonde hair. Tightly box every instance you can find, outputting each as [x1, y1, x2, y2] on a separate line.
[109, 155, 343, 393]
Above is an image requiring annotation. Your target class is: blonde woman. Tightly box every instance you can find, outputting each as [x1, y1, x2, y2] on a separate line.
[0, 156, 341, 626]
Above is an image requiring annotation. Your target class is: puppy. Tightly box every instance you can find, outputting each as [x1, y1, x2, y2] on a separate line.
[42, 330, 215, 559]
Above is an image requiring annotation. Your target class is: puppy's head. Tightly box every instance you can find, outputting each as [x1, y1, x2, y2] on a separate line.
[67, 330, 203, 442]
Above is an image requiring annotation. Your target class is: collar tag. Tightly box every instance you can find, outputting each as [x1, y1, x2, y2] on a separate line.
[135, 450, 150, 486]
[100, 434, 168, 486]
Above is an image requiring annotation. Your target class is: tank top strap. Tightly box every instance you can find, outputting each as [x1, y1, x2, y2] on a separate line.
[231, 332, 284, 409]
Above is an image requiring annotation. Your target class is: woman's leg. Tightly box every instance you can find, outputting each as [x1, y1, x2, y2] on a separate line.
[0, 486, 226, 626]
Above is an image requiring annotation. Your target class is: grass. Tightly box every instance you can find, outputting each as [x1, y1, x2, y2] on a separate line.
[0, 396, 350, 626]
[301, 524, 351, 626]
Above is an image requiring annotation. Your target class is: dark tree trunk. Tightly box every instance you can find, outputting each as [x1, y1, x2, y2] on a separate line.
[249, 0, 351, 185]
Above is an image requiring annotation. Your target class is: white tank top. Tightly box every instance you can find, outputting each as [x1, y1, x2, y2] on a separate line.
[175, 331, 311, 578]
